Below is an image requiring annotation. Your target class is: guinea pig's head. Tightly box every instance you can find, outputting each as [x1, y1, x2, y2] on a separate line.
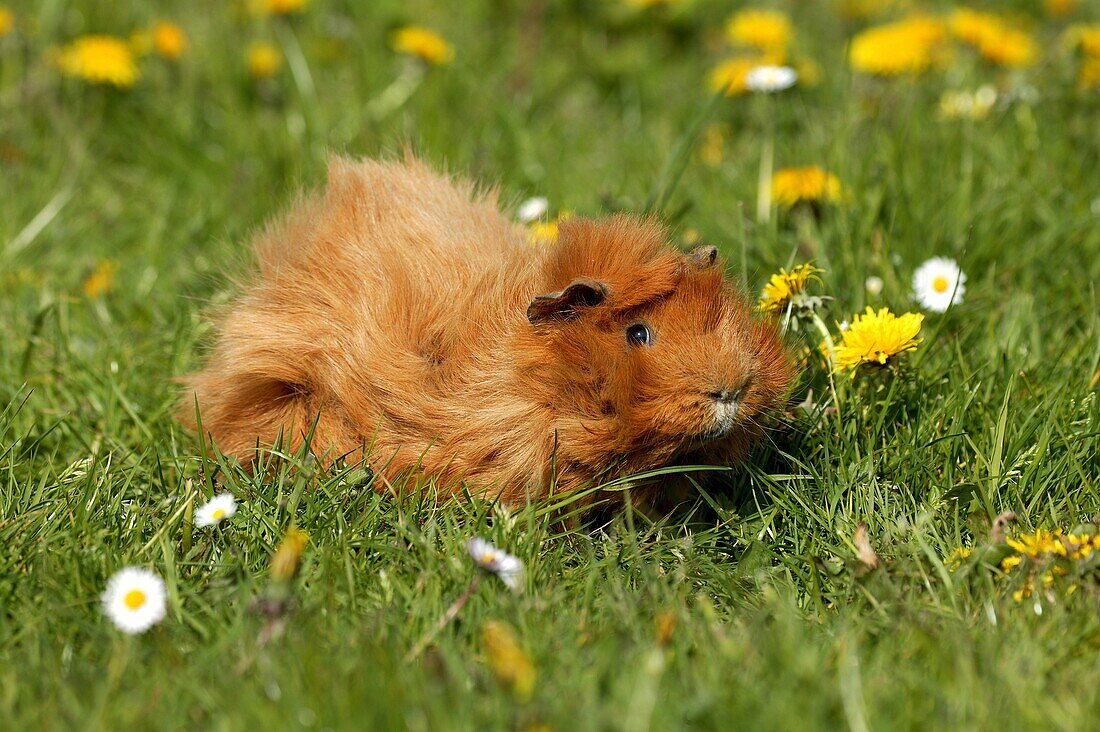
[526, 215, 794, 468]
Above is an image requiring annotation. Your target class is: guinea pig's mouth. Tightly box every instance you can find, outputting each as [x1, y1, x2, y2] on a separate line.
[691, 400, 741, 442]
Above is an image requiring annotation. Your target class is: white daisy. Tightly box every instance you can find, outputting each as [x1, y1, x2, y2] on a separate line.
[195, 493, 237, 528]
[745, 65, 797, 93]
[102, 567, 167, 634]
[912, 257, 966, 313]
[864, 276, 884, 297]
[467, 537, 524, 591]
[516, 197, 549, 223]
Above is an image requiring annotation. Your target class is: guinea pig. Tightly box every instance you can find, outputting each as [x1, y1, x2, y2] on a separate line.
[179, 157, 794, 506]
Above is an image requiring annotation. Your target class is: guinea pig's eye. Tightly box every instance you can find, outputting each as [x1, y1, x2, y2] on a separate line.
[625, 322, 653, 347]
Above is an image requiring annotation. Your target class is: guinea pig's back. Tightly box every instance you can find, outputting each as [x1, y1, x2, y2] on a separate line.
[252, 156, 530, 349]
[182, 156, 548, 467]
[314, 157, 523, 285]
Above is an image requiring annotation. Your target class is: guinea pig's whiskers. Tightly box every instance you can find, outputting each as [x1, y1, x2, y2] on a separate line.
[739, 413, 785, 454]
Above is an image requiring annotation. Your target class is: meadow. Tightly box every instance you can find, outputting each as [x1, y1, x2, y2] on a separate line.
[1, 0, 1099, 729]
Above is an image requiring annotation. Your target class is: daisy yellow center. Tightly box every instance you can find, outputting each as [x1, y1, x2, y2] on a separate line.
[123, 589, 147, 610]
[932, 276, 950, 293]
[211, 508, 226, 520]
[481, 551, 498, 563]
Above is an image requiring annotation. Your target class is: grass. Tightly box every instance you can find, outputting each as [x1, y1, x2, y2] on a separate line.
[2, 0, 1099, 729]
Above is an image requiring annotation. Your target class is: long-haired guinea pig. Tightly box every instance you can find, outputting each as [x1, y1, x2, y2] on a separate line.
[180, 157, 794, 505]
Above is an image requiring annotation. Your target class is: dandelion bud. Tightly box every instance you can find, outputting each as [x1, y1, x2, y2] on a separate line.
[271, 527, 308, 582]
[481, 620, 536, 701]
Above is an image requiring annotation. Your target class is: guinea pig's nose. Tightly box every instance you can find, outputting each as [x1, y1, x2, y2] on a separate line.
[708, 384, 746, 404]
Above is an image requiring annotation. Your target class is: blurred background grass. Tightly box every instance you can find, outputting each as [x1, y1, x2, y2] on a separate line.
[1, 0, 1099, 729]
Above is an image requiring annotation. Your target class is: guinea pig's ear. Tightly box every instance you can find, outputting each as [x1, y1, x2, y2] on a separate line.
[527, 277, 609, 325]
[686, 245, 719, 269]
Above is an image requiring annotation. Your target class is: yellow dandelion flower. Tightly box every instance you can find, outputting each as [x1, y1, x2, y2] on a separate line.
[83, 260, 118, 298]
[391, 26, 454, 66]
[1007, 529, 1068, 557]
[1004, 528, 1099, 558]
[998, 528, 1098, 603]
[56, 35, 140, 88]
[831, 307, 923, 373]
[247, 41, 282, 79]
[757, 263, 821, 313]
[895, 15, 948, 45]
[530, 220, 559, 243]
[850, 16, 948, 76]
[771, 167, 844, 208]
[726, 9, 792, 54]
[251, 0, 310, 15]
[1080, 27, 1100, 56]
[949, 9, 1036, 68]
[271, 527, 308, 582]
[1044, 0, 1079, 17]
[481, 620, 536, 702]
[949, 9, 999, 46]
[529, 211, 572, 244]
[1068, 30, 1100, 89]
[0, 7, 13, 37]
[1063, 24, 1100, 57]
[945, 546, 972, 572]
[151, 22, 187, 60]
[1067, 533, 1097, 559]
[977, 27, 1036, 68]
[1084, 534, 1099, 549]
